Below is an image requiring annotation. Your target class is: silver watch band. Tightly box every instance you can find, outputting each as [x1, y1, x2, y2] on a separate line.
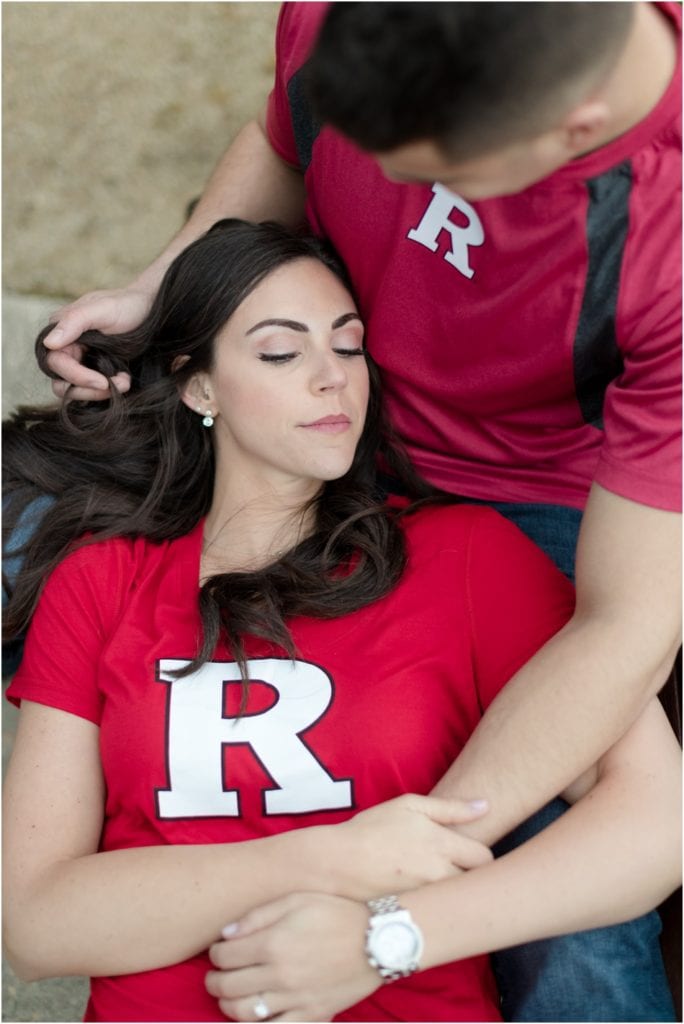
[367, 894, 401, 916]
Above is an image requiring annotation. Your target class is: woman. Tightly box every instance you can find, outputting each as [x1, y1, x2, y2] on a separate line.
[3, 220, 680, 1023]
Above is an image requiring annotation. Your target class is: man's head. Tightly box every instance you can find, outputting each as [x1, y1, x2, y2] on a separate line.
[307, 2, 635, 198]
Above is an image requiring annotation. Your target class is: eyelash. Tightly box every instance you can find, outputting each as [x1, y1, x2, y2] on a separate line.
[258, 348, 365, 365]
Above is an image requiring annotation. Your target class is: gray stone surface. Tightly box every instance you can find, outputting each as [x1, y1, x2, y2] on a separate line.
[3, 293, 63, 414]
[2, 964, 89, 1024]
[3, 2, 280, 297]
[2, 4, 280, 1019]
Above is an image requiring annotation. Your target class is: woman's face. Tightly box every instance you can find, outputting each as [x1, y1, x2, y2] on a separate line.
[194, 257, 369, 493]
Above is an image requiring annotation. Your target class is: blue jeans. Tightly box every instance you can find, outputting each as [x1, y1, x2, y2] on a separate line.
[470, 499, 675, 1022]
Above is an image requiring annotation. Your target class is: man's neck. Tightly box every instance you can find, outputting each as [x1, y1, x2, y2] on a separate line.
[595, 1, 678, 148]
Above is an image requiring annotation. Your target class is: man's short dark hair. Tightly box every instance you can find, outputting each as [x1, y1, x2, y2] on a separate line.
[306, 2, 634, 157]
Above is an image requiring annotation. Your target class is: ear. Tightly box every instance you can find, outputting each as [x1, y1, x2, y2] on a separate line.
[175, 367, 213, 417]
[560, 99, 611, 155]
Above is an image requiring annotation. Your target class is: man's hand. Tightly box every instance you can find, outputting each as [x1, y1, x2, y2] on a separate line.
[43, 286, 153, 400]
[206, 893, 378, 1022]
[332, 793, 491, 900]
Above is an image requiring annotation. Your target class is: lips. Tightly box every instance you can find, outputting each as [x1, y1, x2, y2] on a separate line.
[300, 414, 351, 434]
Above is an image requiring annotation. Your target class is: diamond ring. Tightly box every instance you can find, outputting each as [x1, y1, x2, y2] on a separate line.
[253, 995, 270, 1021]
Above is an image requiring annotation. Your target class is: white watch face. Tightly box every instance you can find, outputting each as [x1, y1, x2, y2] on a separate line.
[372, 921, 420, 969]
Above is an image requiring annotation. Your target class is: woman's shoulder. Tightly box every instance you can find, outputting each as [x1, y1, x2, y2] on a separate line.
[398, 500, 568, 581]
[399, 500, 514, 547]
[45, 522, 202, 596]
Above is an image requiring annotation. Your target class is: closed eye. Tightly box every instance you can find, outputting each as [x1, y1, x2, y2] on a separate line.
[333, 348, 365, 357]
[258, 353, 298, 364]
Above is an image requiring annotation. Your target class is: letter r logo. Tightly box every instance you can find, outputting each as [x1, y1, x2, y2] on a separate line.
[407, 183, 484, 279]
[156, 658, 354, 818]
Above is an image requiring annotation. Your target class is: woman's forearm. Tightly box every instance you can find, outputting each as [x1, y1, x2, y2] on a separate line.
[5, 827, 337, 981]
[5, 791, 490, 981]
[4, 701, 495, 983]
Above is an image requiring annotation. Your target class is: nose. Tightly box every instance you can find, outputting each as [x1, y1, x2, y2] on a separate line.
[310, 349, 348, 394]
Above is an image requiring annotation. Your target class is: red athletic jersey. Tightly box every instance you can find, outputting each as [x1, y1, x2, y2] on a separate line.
[8, 506, 575, 1022]
[266, 2, 682, 512]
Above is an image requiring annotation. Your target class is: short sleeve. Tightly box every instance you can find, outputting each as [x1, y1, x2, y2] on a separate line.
[464, 509, 576, 711]
[596, 137, 682, 512]
[6, 540, 133, 725]
[265, 2, 329, 167]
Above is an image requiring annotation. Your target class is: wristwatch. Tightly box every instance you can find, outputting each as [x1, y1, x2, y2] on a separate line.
[364, 895, 424, 982]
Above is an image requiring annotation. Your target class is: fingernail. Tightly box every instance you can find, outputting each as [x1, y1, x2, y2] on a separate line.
[221, 922, 239, 938]
[468, 799, 489, 812]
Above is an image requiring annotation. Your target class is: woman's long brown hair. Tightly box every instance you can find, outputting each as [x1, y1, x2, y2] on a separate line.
[3, 219, 443, 682]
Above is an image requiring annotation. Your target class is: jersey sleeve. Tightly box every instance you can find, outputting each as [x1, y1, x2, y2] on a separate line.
[596, 135, 682, 512]
[596, 310, 682, 511]
[464, 509, 576, 711]
[265, 1, 330, 168]
[6, 540, 134, 725]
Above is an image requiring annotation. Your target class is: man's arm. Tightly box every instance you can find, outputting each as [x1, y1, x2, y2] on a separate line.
[432, 483, 681, 844]
[44, 109, 306, 400]
[204, 697, 681, 1023]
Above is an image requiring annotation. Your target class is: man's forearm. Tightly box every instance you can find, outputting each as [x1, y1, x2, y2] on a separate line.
[132, 113, 306, 297]
[415, 700, 681, 964]
[433, 486, 681, 846]
[432, 616, 676, 843]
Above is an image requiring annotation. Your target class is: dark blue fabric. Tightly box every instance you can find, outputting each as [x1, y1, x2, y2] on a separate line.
[2, 495, 54, 677]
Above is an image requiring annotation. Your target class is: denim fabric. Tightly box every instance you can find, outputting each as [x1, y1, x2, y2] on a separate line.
[474, 500, 582, 583]
[476, 500, 675, 1022]
[2, 494, 54, 676]
[492, 799, 674, 1022]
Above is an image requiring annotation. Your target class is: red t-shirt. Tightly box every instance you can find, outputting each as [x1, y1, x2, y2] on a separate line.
[266, 2, 682, 512]
[8, 506, 575, 1022]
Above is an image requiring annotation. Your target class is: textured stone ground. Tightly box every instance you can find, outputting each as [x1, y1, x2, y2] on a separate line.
[3, 5, 279, 1020]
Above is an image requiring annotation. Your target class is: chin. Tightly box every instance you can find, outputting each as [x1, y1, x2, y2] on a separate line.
[312, 457, 356, 483]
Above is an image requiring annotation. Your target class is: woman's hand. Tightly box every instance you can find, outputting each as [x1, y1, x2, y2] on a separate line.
[329, 793, 492, 900]
[206, 893, 377, 1022]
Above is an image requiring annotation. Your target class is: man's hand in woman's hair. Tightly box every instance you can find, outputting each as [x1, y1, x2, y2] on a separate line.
[42, 286, 152, 400]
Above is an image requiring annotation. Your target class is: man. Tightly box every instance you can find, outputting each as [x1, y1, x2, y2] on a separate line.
[31, 3, 683, 1019]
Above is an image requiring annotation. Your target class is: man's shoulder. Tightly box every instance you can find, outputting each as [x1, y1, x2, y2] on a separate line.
[277, 2, 330, 73]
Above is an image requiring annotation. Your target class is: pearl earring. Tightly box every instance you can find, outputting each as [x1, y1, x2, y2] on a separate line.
[196, 404, 214, 428]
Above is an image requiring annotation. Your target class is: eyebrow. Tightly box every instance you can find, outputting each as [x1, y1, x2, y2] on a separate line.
[245, 312, 362, 336]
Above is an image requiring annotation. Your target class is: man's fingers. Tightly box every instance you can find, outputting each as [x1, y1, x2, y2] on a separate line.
[448, 832, 493, 869]
[44, 299, 115, 349]
[43, 314, 92, 350]
[416, 794, 490, 826]
[44, 345, 109, 390]
[46, 351, 131, 400]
